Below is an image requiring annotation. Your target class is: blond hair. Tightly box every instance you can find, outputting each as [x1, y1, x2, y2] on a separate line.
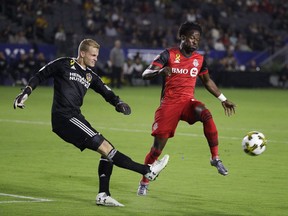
[78, 39, 100, 54]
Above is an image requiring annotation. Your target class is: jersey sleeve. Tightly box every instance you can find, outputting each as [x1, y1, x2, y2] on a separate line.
[28, 58, 61, 89]
[142, 49, 171, 79]
[151, 49, 169, 68]
[199, 57, 209, 75]
[90, 73, 120, 106]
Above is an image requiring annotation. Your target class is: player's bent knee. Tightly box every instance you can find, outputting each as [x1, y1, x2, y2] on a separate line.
[200, 109, 213, 122]
[85, 133, 105, 151]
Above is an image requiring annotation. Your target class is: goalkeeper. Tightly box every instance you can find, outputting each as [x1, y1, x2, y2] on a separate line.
[13, 39, 169, 207]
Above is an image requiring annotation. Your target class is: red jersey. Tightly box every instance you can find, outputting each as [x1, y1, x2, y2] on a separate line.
[152, 47, 208, 104]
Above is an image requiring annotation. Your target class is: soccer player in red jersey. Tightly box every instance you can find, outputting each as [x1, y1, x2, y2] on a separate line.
[137, 22, 236, 196]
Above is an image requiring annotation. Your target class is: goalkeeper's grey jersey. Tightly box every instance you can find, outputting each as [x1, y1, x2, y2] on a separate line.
[28, 57, 120, 117]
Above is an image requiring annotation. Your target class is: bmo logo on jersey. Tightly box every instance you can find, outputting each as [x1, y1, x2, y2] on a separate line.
[171, 67, 198, 77]
[171, 58, 200, 77]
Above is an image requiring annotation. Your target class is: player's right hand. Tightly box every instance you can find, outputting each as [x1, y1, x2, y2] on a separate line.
[13, 86, 32, 109]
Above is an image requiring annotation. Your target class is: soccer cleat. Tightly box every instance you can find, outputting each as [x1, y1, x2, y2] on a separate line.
[137, 181, 149, 196]
[145, 154, 169, 181]
[96, 192, 124, 207]
[210, 158, 228, 176]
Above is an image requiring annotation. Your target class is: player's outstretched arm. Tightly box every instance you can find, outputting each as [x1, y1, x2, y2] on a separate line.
[13, 86, 33, 109]
[200, 73, 236, 116]
[90, 77, 132, 115]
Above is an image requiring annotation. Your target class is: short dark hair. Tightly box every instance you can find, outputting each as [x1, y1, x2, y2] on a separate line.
[178, 21, 202, 38]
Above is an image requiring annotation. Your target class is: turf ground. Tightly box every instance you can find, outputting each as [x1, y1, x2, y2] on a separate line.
[0, 85, 287, 216]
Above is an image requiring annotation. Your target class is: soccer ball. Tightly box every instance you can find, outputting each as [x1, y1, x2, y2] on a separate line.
[242, 131, 267, 156]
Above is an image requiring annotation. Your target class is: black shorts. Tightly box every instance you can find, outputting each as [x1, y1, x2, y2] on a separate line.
[52, 113, 101, 151]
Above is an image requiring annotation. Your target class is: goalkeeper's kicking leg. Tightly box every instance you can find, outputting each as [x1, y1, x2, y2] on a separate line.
[89, 135, 169, 206]
[52, 117, 169, 207]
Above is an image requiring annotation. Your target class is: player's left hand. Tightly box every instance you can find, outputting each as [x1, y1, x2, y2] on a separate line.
[115, 102, 131, 115]
[221, 100, 236, 116]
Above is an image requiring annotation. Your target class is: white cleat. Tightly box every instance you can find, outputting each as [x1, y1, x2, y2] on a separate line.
[144, 154, 169, 181]
[96, 192, 124, 207]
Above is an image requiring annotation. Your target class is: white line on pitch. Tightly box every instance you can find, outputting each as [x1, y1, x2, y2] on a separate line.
[0, 119, 50, 125]
[0, 118, 286, 144]
[0, 193, 52, 204]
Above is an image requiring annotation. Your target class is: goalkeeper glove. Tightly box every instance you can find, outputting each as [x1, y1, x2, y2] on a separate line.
[115, 101, 131, 115]
[13, 86, 32, 109]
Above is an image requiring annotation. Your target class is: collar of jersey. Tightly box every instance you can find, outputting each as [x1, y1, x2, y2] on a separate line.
[73, 58, 87, 71]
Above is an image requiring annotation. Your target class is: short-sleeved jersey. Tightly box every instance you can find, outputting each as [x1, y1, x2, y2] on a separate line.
[28, 57, 120, 117]
[152, 47, 208, 104]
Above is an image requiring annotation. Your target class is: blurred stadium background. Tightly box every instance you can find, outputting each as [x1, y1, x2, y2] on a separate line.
[1, 2, 288, 215]
[0, 0, 287, 88]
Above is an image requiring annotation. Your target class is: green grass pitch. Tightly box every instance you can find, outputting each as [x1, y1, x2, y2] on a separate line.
[0, 85, 287, 216]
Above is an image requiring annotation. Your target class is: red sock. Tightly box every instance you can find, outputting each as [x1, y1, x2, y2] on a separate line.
[201, 109, 219, 159]
[141, 147, 162, 183]
[210, 145, 219, 159]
